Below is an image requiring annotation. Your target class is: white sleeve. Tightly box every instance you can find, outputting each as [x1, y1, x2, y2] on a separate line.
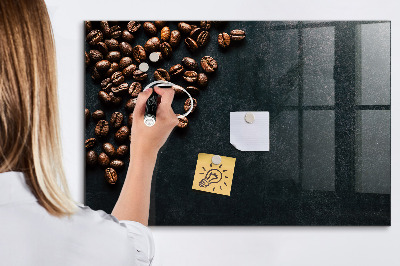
[119, 220, 155, 265]
[77, 205, 155, 265]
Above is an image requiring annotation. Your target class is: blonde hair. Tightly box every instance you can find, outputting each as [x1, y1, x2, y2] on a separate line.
[0, 0, 76, 216]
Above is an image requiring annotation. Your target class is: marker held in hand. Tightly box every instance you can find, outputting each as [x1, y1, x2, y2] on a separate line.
[144, 88, 159, 127]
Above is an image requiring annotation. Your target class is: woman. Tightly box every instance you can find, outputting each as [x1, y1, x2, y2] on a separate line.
[0, 0, 178, 265]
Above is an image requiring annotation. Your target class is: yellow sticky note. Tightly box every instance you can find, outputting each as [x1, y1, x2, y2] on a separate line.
[192, 153, 236, 196]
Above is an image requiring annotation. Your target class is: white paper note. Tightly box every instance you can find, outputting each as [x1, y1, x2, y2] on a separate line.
[230, 111, 270, 151]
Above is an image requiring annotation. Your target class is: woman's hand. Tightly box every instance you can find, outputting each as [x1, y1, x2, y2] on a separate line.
[112, 86, 178, 224]
[130, 86, 178, 156]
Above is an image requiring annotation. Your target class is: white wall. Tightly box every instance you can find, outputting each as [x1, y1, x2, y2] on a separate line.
[45, 0, 400, 265]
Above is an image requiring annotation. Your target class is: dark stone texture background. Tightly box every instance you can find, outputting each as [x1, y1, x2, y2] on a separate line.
[85, 21, 391, 225]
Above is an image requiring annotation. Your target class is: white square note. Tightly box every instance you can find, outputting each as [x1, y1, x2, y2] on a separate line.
[230, 111, 270, 152]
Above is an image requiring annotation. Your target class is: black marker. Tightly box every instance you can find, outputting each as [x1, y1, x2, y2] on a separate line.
[143, 84, 175, 127]
[144, 88, 159, 127]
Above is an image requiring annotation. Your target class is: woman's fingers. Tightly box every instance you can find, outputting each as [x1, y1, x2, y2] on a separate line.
[133, 88, 152, 119]
[133, 87, 177, 128]
[154, 86, 174, 106]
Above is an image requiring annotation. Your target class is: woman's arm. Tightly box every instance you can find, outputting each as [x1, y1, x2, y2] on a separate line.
[112, 87, 178, 225]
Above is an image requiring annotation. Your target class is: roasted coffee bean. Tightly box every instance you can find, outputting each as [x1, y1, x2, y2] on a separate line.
[119, 42, 132, 56]
[91, 67, 101, 83]
[109, 25, 122, 39]
[143, 22, 157, 36]
[218, 32, 231, 48]
[121, 30, 135, 42]
[184, 37, 198, 52]
[159, 42, 172, 59]
[200, 21, 212, 30]
[160, 26, 171, 42]
[85, 138, 96, 149]
[127, 113, 134, 128]
[132, 70, 148, 81]
[184, 98, 197, 113]
[154, 68, 170, 81]
[111, 71, 124, 86]
[97, 42, 109, 55]
[85, 52, 90, 66]
[115, 126, 130, 142]
[176, 114, 188, 128]
[127, 21, 141, 34]
[213, 21, 228, 28]
[85, 21, 92, 33]
[110, 159, 124, 170]
[98, 90, 112, 105]
[132, 45, 146, 63]
[92, 109, 105, 121]
[99, 153, 110, 168]
[105, 168, 117, 184]
[144, 37, 160, 53]
[196, 31, 209, 47]
[85, 108, 90, 122]
[154, 21, 166, 28]
[128, 82, 142, 97]
[96, 60, 111, 72]
[86, 29, 103, 45]
[189, 27, 202, 40]
[230, 29, 246, 41]
[201, 56, 218, 73]
[186, 86, 200, 96]
[177, 22, 191, 35]
[109, 92, 122, 106]
[117, 65, 132, 77]
[169, 64, 184, 77]
[103, 142, 116, 157]
[125, 98, 137, 112]
[106, 62, 119, 77]
[88, 50, 103, 62]
[105, 39, 119, 51]
[183, 71, 198, 83]
[181, 57, 198, 70]
[119, 57, 133, 69]
[106, 51, 121, 62]
[95, 120, 109, 138]
[197, 73, 208, 87]
[100, 21, 111, 37]
[111, 82, 128, 95]
[101, 78, 112, 92]
[110, 112, 124, 128]
[169, 30, 181, 48]
[86, 150, 97, 167]
[116, 145, 129, 158]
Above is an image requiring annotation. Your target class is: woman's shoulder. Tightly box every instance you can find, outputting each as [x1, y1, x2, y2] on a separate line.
[74, 204, 120, 224]
[71, 204, 155, 264]
[71, 204, 132, 240]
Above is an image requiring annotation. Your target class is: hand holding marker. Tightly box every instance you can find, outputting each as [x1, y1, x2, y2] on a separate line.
[143, 80, 194, 127]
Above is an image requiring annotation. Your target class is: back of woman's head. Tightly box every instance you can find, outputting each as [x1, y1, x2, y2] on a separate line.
[0, 0, 76, 216]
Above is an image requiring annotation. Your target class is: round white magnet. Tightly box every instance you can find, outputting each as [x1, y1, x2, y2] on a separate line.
[149, 52, 160, 62]
[244, 112, 255, 124]
[212, 155, 222, 165]
[139, 62, 149, 72]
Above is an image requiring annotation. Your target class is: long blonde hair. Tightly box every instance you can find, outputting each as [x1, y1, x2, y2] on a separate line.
[0, 0, 76, 216]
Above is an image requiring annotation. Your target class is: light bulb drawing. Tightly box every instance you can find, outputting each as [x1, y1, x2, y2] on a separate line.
[192, 153, 236, 196]
[198, 163, 229, 191]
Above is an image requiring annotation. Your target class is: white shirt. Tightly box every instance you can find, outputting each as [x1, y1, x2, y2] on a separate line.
[0, 171, 155, 266]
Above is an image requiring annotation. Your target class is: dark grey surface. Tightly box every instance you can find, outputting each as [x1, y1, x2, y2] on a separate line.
[85, 21, 391, 225]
